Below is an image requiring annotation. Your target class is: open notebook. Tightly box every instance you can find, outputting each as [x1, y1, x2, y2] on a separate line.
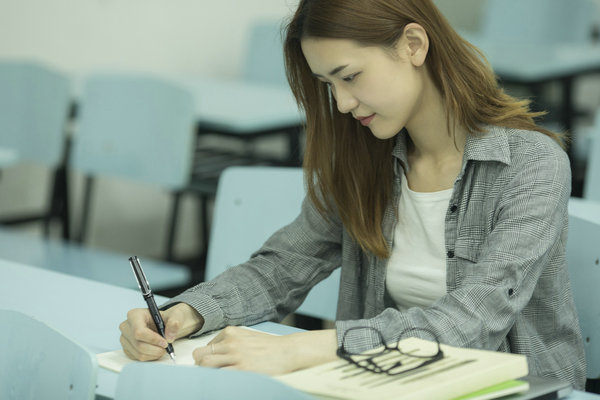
[99, 329, 234, 372]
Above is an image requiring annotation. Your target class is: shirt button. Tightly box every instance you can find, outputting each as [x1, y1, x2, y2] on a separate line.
[447, 250, 455, 258]
[450, 204, 458, 213]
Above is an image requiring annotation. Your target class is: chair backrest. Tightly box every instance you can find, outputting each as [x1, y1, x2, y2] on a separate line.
[0, 60, 71, 167]
[115, 363, 313, 400]
[242, 20, 288, 86]
[584, 109, 600, 201]
[481, 0, 599, 45]
[566, 197, 600, 379]
[0, 309, 97, 400]
[206, 166, 340, 321]
[71, 73, 196, 190]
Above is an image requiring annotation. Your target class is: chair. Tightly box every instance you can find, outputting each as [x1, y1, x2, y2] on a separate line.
[206, 166, 340, 322]
[241, 19, 288, 86]
[114, 363, 313, 400]
[0, 60, 72, 238]
[566, 197, 600, 380]
[189, 19, 304, 268]
[583, 109, 600, 201]
[71, 73, 196, 262]
[0, 309, 97, 400]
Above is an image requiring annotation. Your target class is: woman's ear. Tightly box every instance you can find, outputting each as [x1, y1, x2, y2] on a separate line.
[400, 23, 429, 67]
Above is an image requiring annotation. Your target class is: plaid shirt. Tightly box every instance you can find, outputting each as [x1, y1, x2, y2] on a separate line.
[168, 125, 586, 389]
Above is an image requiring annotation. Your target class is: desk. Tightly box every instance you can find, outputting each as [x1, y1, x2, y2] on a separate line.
[460, 36, 600, 196]
[2, 258, 598, 400]
[0, 227, 190, 290]
[463, 36, 600, 134]
[0, 259, 302, 399]
[181, 78, 302, 135]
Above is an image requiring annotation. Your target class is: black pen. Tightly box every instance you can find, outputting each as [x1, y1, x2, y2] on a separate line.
[128, 256, 176, 362]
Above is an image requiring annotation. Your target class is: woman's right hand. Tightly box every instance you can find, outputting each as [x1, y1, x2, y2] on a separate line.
[119, 302, 204, 361]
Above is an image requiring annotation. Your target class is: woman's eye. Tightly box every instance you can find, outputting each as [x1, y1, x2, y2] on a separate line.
[343, 73, 360, 83]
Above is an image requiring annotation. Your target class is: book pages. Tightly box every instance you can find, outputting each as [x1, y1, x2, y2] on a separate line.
[275, 337, 528, 400]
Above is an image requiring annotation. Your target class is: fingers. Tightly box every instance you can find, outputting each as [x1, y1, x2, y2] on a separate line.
[192, 326, 270, 371]
[164, 316, 180, 343]
[192, 342, 237, 368]
[120, 331, 166, 361]
[164, 303, 205, 339]
[118, 308, 169, 361]
[192, 327, 239, 368]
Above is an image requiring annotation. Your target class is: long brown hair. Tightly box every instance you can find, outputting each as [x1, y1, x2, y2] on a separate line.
[283, 0, 563, 259]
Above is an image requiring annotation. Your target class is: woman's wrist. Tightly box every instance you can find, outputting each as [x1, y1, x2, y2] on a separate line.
[285, 329, 339, 371]
[171, 303, 204, 338]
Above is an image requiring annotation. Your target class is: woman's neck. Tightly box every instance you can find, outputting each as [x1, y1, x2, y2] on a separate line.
[403, 80, 467, 192]
[404, 77, 466, 162]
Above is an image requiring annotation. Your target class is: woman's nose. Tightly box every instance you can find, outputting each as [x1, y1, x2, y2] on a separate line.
[332, 85, 358, 114]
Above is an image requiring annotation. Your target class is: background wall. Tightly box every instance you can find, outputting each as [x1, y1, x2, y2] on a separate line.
[2, 0, 596, 268]
[0, 0, 297, 77]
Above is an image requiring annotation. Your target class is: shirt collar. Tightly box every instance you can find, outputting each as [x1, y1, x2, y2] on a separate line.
[391, 125, 511, 176]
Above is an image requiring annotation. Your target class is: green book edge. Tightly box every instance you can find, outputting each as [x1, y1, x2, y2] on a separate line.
[452, 379, 529, 400]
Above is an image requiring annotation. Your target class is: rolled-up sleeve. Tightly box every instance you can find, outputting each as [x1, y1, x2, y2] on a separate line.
[163, 194, 343, 336]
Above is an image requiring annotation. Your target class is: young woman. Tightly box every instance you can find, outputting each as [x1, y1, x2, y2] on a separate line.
[119, 0, 586, 389]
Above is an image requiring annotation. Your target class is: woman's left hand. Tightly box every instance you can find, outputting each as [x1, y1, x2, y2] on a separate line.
[192, 326, 338, 375]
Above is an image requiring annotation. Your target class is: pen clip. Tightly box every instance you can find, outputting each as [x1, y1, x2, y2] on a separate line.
[128, 256, 151, 295]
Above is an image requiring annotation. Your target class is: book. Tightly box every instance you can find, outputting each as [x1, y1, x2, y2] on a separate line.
[452, 379, 530, 400]
[98, 331, 529, 400]
[275, 337, 529, 400]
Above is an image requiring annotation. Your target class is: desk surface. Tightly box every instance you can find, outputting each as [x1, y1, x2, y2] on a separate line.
[1, 258, 597, 400]
[177, 77, 304, 133]
[461, 33, 600, 83]
[0, 258, 301, 399]
[0, 227, 190, 290]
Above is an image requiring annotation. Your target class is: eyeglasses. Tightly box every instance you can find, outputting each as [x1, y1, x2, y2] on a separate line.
[336, 327, 444, 376]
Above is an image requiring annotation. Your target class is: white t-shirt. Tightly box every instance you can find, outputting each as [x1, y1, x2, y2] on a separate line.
[385, 176, 452, 311]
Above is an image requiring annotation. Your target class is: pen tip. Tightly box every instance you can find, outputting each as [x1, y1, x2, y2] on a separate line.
[170, 353, 176, 363]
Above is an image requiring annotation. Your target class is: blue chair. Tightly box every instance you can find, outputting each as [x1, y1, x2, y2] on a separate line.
[242, 19, 288, 86]
[206, 166, 340, 322]
[584, 110, 600, 201]
[0, 309, 97, 400]
[115, 363, 313, 400]
[190, 20, 304, 263]
[71, 73, 196, 261]
[0, 60, 72, 237]
[567, 197, 600, 380]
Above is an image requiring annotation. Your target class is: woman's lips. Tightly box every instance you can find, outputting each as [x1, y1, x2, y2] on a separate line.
[357, 114, 375, 126]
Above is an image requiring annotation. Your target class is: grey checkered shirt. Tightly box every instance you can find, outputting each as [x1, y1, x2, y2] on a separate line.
[167, 125, 586, 389]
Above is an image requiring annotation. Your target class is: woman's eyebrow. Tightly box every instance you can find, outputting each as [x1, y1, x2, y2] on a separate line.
[312, 64, 349, 78]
